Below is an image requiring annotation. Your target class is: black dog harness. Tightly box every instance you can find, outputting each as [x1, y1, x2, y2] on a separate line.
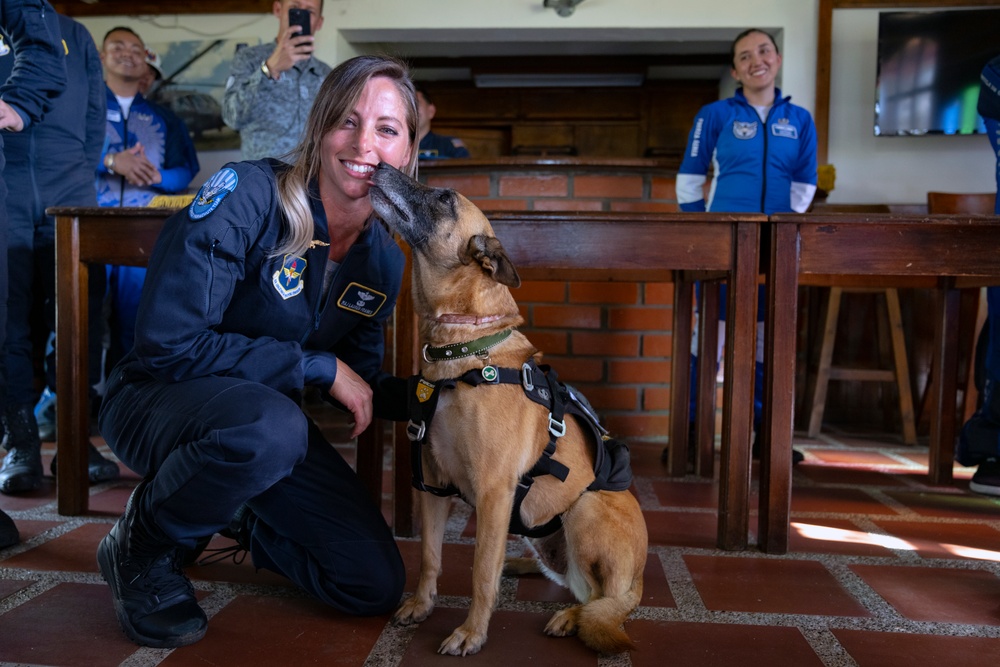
[406, 357, 633, 538]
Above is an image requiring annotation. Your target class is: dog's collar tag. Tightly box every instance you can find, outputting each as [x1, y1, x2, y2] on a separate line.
[481, 365, 498, 382]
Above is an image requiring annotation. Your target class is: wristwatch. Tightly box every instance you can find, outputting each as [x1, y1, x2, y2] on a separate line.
[260, 59, 274, 80]
[104, 152, 116, 175]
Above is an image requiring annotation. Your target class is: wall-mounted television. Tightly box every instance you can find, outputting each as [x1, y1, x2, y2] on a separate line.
[874, 8, 997, 136]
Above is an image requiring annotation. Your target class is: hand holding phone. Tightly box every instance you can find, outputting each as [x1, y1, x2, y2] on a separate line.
[288, 7, 311, 37]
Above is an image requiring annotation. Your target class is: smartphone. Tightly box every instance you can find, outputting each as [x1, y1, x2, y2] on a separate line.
[288, 7, 311, 36]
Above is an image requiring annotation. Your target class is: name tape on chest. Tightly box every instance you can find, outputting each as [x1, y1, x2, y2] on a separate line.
[770, 118, 799, 139]
[337, 282, 386, 317]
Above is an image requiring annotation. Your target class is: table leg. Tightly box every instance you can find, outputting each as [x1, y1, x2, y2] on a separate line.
[716, 222, 758, 551]
[759, 222, 798, 554]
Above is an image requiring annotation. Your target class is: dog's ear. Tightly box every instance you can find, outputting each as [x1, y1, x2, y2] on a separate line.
[466, 234, 521, 288]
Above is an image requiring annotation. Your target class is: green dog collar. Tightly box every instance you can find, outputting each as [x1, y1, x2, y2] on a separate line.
[422, 329, 513, 363]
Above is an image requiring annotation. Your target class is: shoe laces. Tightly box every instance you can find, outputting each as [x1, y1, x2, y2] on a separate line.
[196, 543, 248, 566]
[126, 550, 196, 602]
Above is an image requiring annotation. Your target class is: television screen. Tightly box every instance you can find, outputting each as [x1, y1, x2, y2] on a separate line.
[874, 8, 997, 136]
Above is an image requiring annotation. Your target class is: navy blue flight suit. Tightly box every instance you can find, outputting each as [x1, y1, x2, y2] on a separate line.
[99, 159, 406, 614]
[0, 0, 66, 406]
[0, 12, 105, 407]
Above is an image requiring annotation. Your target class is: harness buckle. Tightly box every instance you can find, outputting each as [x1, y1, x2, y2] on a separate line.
[548, 414, 566, 438]
[406, 419, 426, 442]
[521, 362, 534, 392]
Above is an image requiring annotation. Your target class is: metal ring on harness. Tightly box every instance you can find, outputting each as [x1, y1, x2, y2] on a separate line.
[421, 344, 436, 364]
[548, 414, 566, 437]
[521, 362, 534, 392]
[406, 419, 426, 442]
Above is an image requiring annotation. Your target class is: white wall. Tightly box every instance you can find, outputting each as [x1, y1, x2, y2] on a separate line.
[78, 1, 995, 204]
[828, 9, 995, 204]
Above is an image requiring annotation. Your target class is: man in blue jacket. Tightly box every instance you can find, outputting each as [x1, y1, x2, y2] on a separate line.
[96, 26, 199, 377]
[0, 0, 66, 548]
[0, 11, 118, 500]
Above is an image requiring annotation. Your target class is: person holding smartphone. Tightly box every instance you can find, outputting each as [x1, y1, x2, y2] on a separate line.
[222, 0, 330, 162]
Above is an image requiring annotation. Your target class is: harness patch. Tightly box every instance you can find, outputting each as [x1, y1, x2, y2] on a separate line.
[733, 120, 757, 139]
[272, 254, 307, 300]
[189, 167, 238, 220]
[415, 379, 435, 403]
[337, 282, 386, 317]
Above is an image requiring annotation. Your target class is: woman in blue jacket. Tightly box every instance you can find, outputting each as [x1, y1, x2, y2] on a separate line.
[675, 28, 817, 465]
[95, 55, 417, 649]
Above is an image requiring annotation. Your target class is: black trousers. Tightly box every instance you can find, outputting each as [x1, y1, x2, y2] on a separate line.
[99, 368, 404, 615]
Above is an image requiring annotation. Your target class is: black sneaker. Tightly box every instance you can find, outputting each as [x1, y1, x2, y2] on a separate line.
[969, 459, 1000, 497]
[50, 443, 121, 484]
[0, 404, 43, 494]
[0, 508, 18, 549]
[96, 480, 207, 648]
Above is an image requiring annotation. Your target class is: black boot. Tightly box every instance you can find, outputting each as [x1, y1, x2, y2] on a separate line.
[0, 404, 44, 494]
[50, 443, 121, 484]
[0, 508, 18, 549]
[96, 479, 208, 647]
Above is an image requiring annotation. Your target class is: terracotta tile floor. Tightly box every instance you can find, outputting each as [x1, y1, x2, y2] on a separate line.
[2, 409, 1000, 666]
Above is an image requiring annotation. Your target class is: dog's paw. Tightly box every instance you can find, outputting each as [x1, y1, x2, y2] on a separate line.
[544, 606, 581, 637]
[392, 596, 435, 626]
[503, 556, 541, 576]
[438, 626, 487, 656]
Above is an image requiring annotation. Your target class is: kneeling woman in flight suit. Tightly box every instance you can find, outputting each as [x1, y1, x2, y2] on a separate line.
[95, 55, 418, 649]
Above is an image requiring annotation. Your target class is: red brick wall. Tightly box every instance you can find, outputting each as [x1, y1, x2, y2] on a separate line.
[419, 161, 684, 441]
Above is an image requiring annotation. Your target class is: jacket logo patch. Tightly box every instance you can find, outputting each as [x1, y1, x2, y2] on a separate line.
[272, 254, 307, 300]
[189, 167, 239, 220]
[732, 120, 757, 139]
[337, 282, 386, 317]
[771, 119, 799, 139]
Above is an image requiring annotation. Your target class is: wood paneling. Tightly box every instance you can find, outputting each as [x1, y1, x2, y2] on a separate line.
[422, 80, 717, 159]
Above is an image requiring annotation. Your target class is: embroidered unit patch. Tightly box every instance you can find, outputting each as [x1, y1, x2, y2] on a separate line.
[337, 282, 386, 317]
[189, 167, 239, 220]
[732, 120, 758, 139]
[272, 253, 307, 300]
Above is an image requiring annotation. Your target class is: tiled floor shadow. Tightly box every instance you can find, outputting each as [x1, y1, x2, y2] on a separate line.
[3, 408, 1000, 666]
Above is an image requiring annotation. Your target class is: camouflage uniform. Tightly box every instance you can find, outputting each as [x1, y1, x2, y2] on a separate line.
[222, 42, 331, 162]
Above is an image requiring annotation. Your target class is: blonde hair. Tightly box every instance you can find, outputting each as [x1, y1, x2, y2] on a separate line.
[274, 55, 418, 257]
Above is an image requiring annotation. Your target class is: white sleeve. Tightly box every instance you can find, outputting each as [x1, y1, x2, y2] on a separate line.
[790, 181, 817, 213]
[676, 173, 707, 205]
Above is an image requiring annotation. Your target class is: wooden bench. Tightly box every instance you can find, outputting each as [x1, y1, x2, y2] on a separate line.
[390, 211, 766, 551]
[51, 206, 384, 515]
[761, 212, 1000, 554]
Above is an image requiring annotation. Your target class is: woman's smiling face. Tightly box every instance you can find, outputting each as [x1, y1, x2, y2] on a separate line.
[319, 76, 413, 205]
[730, 31, 782, 93]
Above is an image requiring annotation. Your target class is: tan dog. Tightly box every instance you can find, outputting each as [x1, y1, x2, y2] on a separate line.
[369, 163, 648, 656]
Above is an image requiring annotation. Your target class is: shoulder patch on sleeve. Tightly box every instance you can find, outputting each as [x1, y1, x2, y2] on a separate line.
[189, 168, 239, 220]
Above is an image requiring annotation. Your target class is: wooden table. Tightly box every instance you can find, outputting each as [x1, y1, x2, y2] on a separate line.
[50, 206, 385, 516]
[391, 211, 766, 551]
[762, 213, 1000, 554]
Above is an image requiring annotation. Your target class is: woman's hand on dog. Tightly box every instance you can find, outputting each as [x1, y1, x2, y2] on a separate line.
[330, 359, 373, 438]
